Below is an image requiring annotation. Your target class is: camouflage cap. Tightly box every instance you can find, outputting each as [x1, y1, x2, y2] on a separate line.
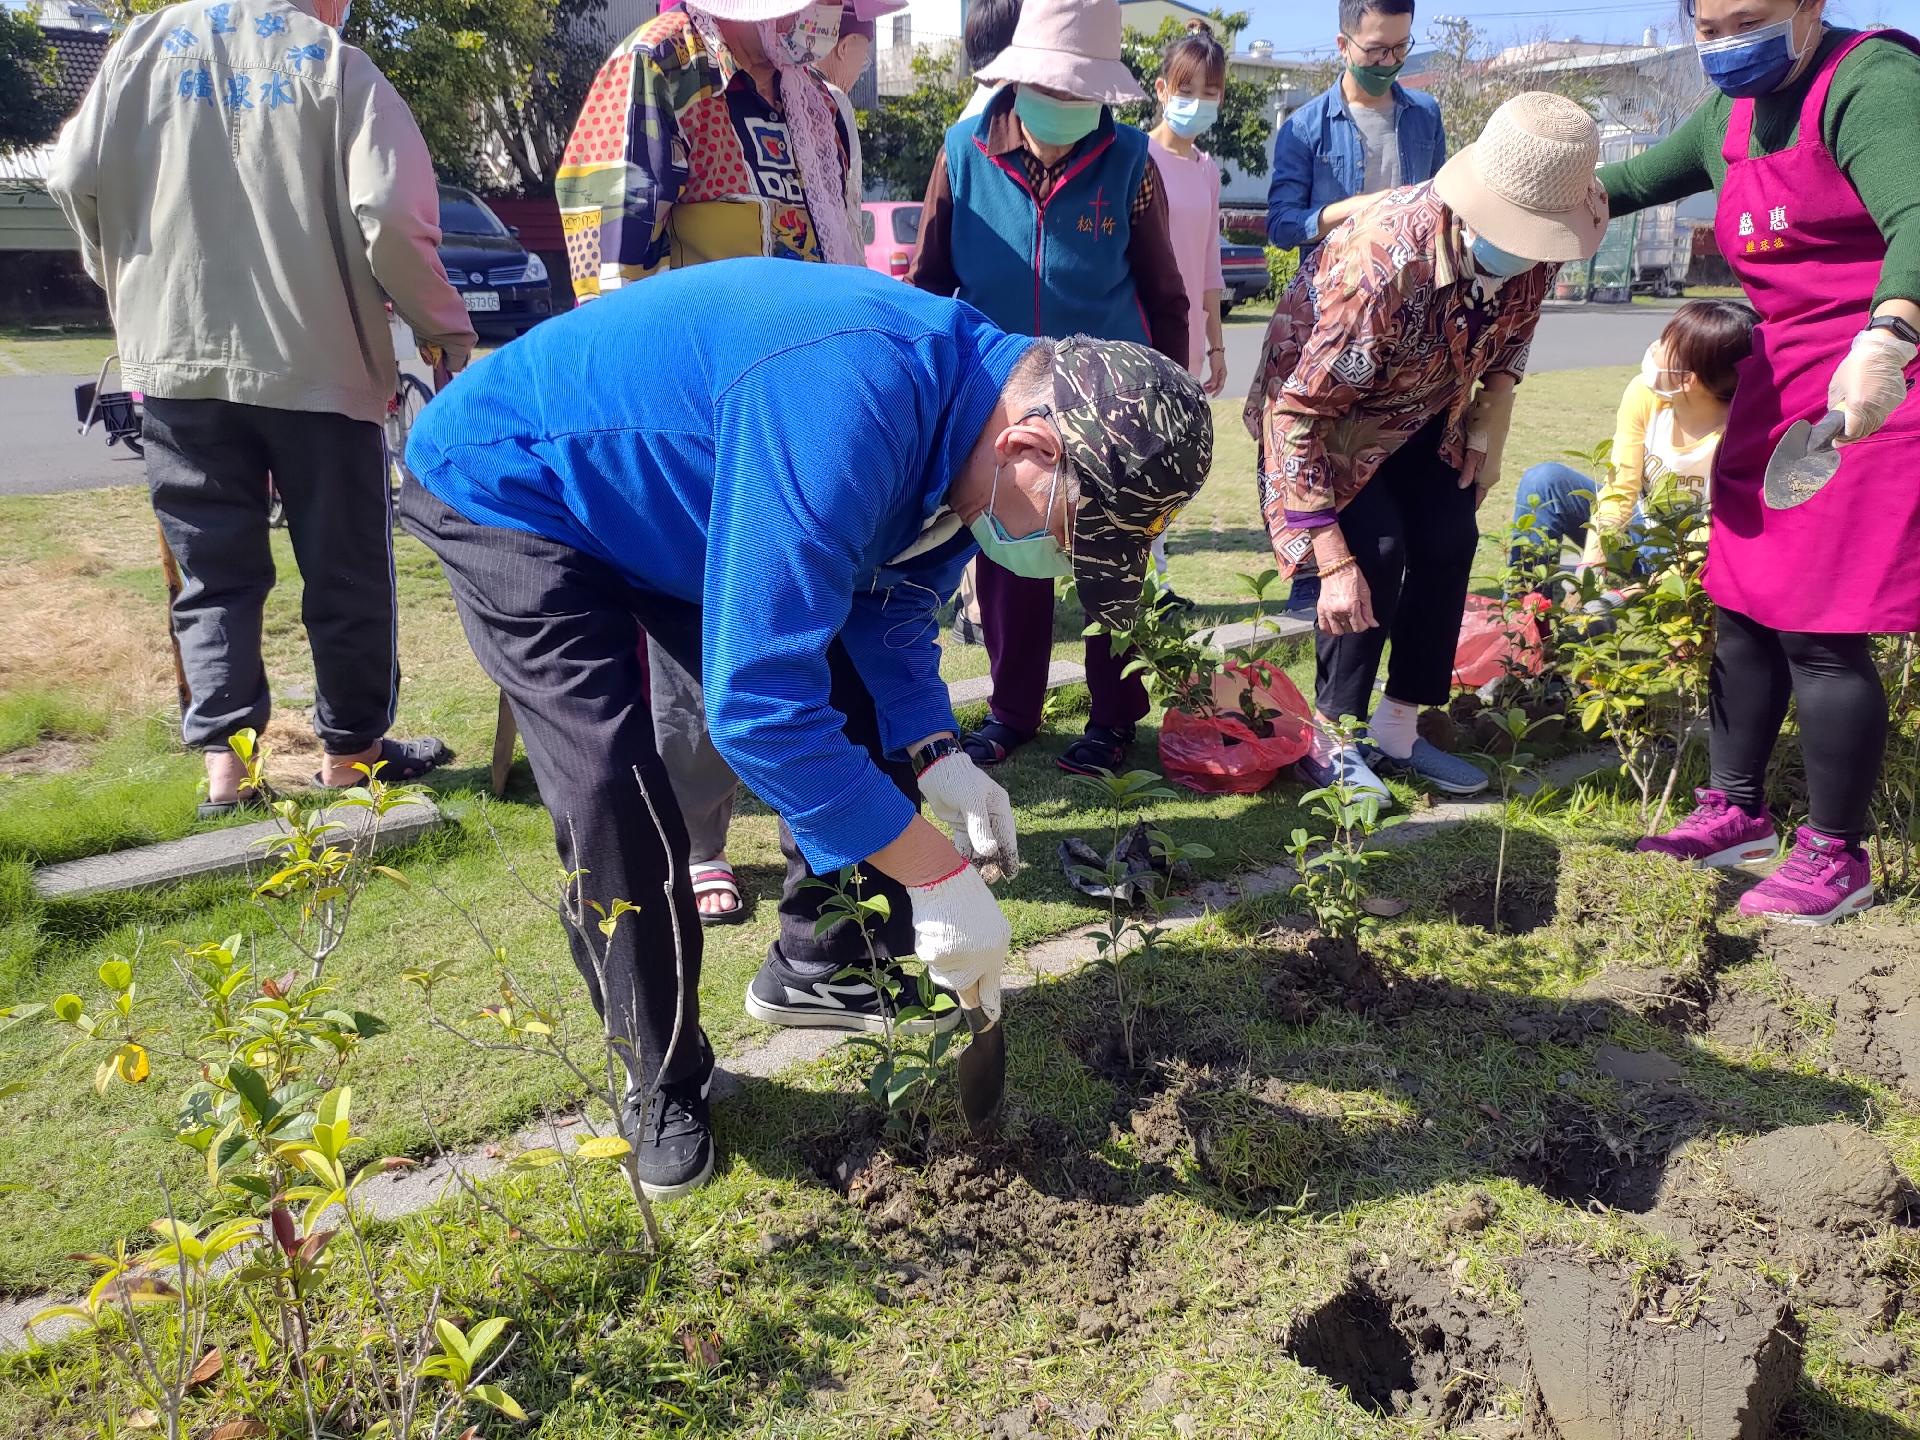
[1051, 337, 1214, 631]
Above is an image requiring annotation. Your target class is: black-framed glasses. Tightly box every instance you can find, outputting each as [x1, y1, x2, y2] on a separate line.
[1340, 34, 1411, 64]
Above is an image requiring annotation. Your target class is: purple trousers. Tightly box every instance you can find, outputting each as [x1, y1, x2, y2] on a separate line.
[976, 563, 1148, 734]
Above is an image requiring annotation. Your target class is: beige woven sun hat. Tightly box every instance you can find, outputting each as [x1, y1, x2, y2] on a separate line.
[1433, 91, 1608, 263]
[973, 0, 1145, 105]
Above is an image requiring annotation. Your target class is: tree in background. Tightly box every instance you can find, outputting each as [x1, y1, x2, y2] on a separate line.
[0, 7, 66, 155]
[351, 0, 557, 191]
[860, 45, 968, 200]
[1421, 16, 1600, 154]
[1115, 9, 1279, 178]
[467, 0, 612, 196]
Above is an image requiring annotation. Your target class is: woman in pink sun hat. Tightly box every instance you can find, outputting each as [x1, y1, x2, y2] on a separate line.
[908, 0, 1191, 780]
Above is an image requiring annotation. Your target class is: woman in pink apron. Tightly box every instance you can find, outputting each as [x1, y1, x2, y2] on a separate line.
[1599, 0, 1920, 925]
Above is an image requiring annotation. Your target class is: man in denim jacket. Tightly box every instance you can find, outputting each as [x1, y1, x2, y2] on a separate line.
[1266, 0, 1444, 623]
[1265, 0, 1446, 260]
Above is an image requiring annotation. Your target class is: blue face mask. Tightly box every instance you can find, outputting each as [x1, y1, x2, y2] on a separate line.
[1696, 7, 1807, 98]
[1469, 234, 1537, 278]
[1163, 95, 1219, 139]
[971, 457, 1073, 580]
[1014, 87, 1102, 147]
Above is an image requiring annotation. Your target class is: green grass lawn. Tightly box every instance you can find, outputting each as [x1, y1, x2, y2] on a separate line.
[0, 368, 1628, 1297]
[0, 325, 118, 379]
[12, 364, 1915, 1437]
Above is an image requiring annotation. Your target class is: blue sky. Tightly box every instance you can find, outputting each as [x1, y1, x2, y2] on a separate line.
[1230, 0, 1916, 57]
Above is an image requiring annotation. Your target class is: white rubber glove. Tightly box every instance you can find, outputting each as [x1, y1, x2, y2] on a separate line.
[917, 751, 1020, 884]
[909, 864, 1009, 1022]
[1461, 383, 1518, 505]
[1829, 327, 1916, 442]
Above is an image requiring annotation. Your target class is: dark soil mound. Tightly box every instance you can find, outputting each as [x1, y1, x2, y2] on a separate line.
[1720, 1123, 1914, 1233]
[1756, 921, 1920, 1100]
[1522, 1260, 1800, 1440]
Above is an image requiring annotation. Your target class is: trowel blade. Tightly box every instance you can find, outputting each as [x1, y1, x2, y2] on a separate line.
[954, 983, 1005, 1138]
[1763, 410, 1846, 510]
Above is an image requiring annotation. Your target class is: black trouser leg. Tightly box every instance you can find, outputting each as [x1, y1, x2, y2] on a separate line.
[397, 477, 705, 1093]
[768, 640, 919, 975]
[261, 408, 399, 753]
[1710, 606, 1887, 842]
[1382, 429, 1478, 709]
[1708, 606, 1794, 816]
[142, 398, 277, 751]
[1786, 629, 1887, 842]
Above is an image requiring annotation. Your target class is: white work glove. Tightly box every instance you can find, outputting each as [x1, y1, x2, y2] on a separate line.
[917, 750, 1020, 884]
[1829, 327, 1916, 442]
[909, 864, 1009, 1022]
[1461, 383, 1518, 509]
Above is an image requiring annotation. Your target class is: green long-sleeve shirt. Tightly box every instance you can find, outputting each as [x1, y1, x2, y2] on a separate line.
[1598, 28, 1920, 311]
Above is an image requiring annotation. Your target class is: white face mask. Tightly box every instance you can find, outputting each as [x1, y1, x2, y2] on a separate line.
[780, 1, 842, 65]
[1640, 344, 1686, 399]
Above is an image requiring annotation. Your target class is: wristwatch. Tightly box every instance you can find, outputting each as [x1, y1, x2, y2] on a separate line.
[1867, 314, 1920, 347]
[910, 736, 962, 775]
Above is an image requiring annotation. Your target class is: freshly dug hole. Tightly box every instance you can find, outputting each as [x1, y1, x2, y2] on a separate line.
[1283, 1263, 1527, 1424]
[1517, 1096, 1698, 1215]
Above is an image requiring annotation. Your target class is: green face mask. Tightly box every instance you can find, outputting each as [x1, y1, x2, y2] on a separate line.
[970, 457, 1073, 581]
[1013, 87, 1102, 147]
[1348, 58, 1403, 97]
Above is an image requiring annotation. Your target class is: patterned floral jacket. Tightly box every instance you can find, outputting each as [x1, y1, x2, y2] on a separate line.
[555, 8, 851, 297]
[1242, 184, 1554, 566]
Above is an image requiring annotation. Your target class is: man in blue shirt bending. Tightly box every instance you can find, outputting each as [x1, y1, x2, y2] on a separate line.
[1266, 0, 1446, 260]
[402, 259, 1211, 1199]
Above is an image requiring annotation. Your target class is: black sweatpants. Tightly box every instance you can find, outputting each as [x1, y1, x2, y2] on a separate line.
[397, 478, 918, 1094]
[1710, 606, 1887, 843]
[1315, 415, 1478, 721]
[143, 397, 396, 753]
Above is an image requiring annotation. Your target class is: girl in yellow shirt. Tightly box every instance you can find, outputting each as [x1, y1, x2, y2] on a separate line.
[1509, 298, 1758, 578]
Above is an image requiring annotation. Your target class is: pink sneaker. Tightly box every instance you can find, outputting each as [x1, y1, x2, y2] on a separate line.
[1738, 827, 1875, 926]
[1636, 788, 1778, 868]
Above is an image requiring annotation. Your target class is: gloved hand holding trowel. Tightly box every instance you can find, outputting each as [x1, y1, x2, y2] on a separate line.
[902, 735, 1019, 1136]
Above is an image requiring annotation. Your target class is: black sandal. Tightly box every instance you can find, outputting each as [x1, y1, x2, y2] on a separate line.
[960, 720, 1034, 768]
[197, 788, 269, 821]
[312, 736, 452, 788]
[1056, 724, 1135, 778]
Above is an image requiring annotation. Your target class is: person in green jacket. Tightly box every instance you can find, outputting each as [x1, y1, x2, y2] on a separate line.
[1600, 0, 1920, 926]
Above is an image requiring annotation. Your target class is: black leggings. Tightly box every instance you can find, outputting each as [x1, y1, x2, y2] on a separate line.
[1710, 606, 1886, 842]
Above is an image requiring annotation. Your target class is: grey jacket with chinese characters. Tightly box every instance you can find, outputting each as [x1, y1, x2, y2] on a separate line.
[48, 0, 474, 426]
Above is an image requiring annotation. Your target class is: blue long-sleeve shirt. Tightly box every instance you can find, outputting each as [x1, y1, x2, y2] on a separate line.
[407, 259, 1030, 872]
[1266, 81, 1447, 254]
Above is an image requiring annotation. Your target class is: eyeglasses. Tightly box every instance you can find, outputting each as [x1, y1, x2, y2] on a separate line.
[1340, 34, 1411, 64]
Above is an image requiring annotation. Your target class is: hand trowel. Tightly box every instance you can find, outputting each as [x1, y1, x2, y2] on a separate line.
[954, 981, 1005, 1138]
[1762, 410, 1847, 510]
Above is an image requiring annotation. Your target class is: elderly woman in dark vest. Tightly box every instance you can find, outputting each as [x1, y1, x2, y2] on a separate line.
[909, 0, 1189, 778]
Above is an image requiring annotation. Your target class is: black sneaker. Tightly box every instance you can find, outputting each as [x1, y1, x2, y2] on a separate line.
[624, 1031, 715, 1201]
[745, 950, 962, 1036]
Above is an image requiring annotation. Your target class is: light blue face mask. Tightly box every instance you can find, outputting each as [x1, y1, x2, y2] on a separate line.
[1163, 95, 1219, 139]
[971, 450, 1072, 580]
[1014, 87, 1103, 147]
[1469, 233, 1537, 278]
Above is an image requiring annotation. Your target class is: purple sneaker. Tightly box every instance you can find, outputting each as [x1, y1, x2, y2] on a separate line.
[1738, 827, 1875, 926]
[1636, 788, 1777, 868]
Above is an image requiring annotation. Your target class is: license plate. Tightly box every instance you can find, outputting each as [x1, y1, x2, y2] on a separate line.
[463, 290, 500, 313]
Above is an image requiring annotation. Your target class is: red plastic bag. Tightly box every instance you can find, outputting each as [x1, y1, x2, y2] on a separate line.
[1451, 594, 1547, 690]
[1159, 660, 1313, 795]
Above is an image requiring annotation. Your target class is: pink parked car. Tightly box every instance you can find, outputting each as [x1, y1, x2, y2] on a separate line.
[860, 201, 923, 279]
